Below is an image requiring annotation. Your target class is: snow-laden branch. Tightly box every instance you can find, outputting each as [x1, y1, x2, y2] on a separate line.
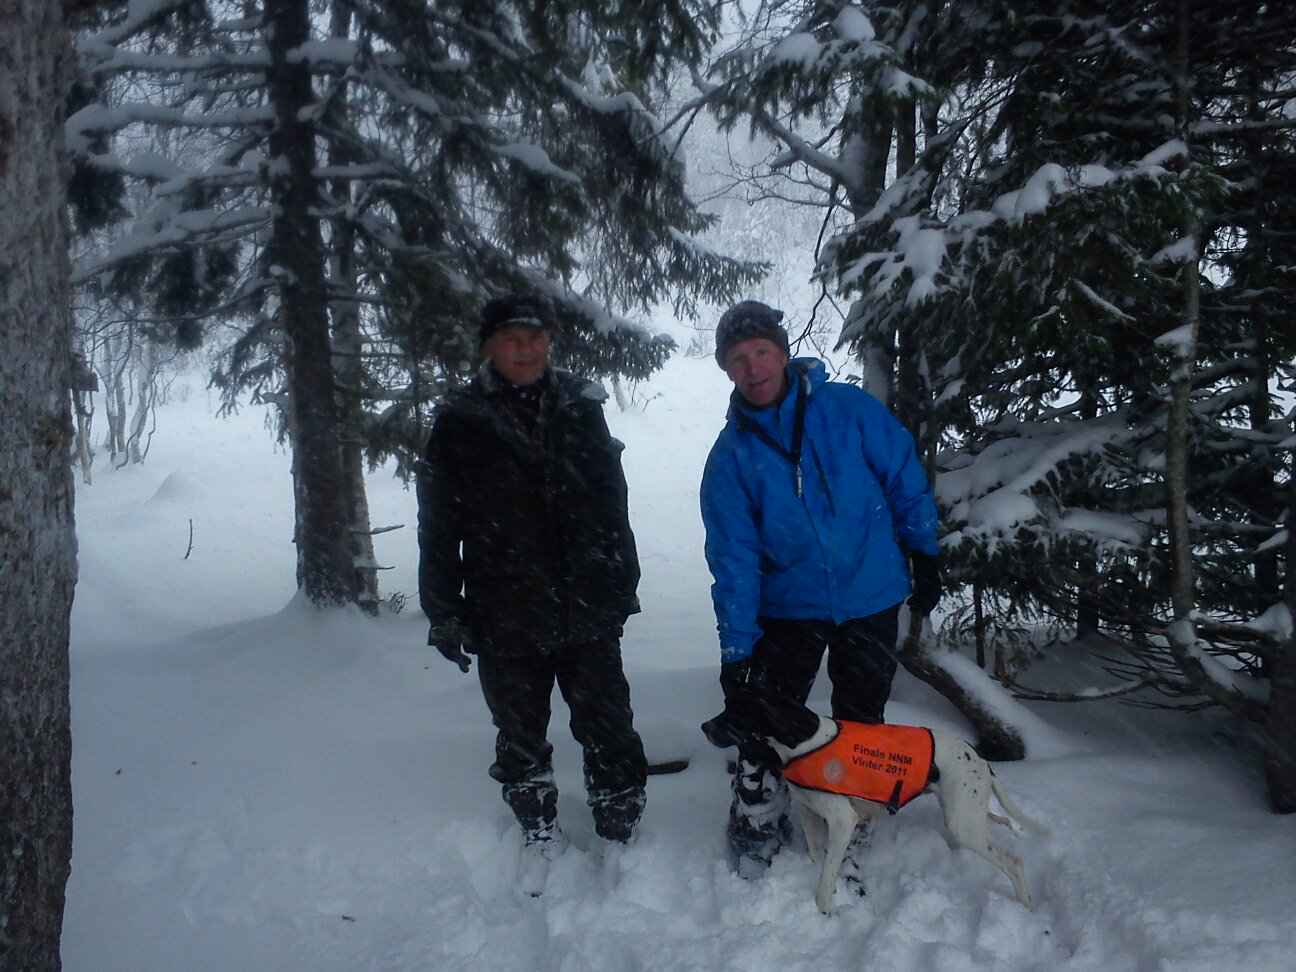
[1167, 619, 1269, 718]
[81, 47, 270, 76]
[72, 205, 270, 285]
[77, 0, 195, 61]
[67, 102, 274, 153]
[831, 140, 1190, 309]
[938, 413, 1135, 546]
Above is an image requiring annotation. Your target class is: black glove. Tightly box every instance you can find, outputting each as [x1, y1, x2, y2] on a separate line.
[428, 623, 473, 674]
[908, 552, 943, 616]
[435, 642, 471, 673]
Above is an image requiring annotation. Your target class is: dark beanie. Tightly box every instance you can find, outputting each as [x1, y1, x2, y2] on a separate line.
[479, 294, 554, 346]
[714, 300, 788, 368]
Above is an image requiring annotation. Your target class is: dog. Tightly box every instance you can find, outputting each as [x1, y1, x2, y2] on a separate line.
[713, 692, 1041, 914]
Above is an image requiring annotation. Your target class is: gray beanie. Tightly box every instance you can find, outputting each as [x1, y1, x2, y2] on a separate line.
[714, 300, 788, 368]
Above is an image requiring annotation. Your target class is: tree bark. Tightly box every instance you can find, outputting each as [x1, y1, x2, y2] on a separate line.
[0, 2, 77, 968]
[266, 0, 353, 606]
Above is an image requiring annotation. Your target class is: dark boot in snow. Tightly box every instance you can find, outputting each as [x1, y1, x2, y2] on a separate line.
[499, 769, 559, 841]
[591, 785, 646, 844]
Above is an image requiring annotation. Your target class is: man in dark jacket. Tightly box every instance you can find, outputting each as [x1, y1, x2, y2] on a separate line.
[699, 300, 943, 877]
[417, 294, 648, 886]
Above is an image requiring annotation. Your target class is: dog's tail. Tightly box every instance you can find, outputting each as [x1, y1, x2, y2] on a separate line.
[989, 773, 1049, 836]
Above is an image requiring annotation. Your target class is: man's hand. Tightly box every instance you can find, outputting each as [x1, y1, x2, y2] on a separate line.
[908, 552, 943, 616]
[434, 642, 472, 673]
[428, 623, 473, 673]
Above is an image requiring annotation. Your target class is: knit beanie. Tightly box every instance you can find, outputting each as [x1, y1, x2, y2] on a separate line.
[714, 300, 788, 368]
[479, 294, 554, 346]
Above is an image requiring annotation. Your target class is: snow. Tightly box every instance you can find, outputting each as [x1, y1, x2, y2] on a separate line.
[772, 33, 822, 68]
[1150, 237, 1198, 266]
[1153, 323, 1195, 354]
[833, 8, 876, 43]
[1247, 603, 1293, 642]
[1055, 509, 1149, 548]
[63, 354, 1296, 971]
[493, 142, 582, 186]
[290, 39, 361, 66]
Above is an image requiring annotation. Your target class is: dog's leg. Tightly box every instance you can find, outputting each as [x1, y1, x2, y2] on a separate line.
[932, 733, 1034, 909]
[797, 798, 829, 867]
[984, 844, 1032, 909]
[794, 786, 859, 915]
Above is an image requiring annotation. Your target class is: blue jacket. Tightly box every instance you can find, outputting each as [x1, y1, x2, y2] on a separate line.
[700, 358, 939, 662]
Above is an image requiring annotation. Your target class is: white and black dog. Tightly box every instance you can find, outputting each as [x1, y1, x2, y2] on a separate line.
[712, 693, 1042, 914]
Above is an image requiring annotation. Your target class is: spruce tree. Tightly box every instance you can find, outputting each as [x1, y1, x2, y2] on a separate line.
[71, 0, 761, 606]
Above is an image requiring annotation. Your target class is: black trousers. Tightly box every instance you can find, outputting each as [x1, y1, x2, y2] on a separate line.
[729, 606, 901, 853]
[476, 631, 647, 841]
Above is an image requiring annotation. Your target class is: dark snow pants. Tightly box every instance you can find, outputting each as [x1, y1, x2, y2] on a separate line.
[729, 606, 901, 860]
[476, 631, 648, 843]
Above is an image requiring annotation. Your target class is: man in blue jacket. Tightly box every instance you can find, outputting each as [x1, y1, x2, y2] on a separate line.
[699, 300, 942, 876]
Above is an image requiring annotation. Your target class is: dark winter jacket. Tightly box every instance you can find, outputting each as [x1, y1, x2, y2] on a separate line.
[700, 357, 939, 663]
[417, 364, 640, 653]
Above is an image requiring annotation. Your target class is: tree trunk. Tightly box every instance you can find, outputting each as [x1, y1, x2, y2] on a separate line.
[328, 0, 379, 613]
[1247, 284, 1279, 635]
[1076, 387, 1101, 638]
[843, 97, 895, 406]
[71, 353, 96, 485]
[901, 614, 1026, 761]
[125, 339, 157, 464]
[0, 3, 77, 968]
[100, 333, 128, 464]
[973, 580, 987, 670]
[1161, 0, 1212, 701]
[266, 0, 353, 606]
[1263, 449, 1296, 812]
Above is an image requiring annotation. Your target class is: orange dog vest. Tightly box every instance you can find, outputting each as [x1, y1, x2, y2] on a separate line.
[781, 721, 935, 813]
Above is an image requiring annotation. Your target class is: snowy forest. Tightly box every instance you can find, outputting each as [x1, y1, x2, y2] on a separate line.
[3, 1, 1295, 970]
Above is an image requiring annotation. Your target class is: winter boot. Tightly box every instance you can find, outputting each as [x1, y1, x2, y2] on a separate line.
[517, 823, 568, 898]
[499, 771, 559, 841]
[591, 786, 646, 844]
[727, 756, 791, 878]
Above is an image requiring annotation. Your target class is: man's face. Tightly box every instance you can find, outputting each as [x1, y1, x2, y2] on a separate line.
[724, 337, 789, 407]
[484, 325, 551, 386]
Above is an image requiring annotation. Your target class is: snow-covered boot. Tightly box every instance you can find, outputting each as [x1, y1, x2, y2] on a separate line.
[590, 785, 646, 844]
[517, 824, 568, 898]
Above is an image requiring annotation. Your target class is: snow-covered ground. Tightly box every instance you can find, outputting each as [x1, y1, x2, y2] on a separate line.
[63, 353, 1295, 971]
